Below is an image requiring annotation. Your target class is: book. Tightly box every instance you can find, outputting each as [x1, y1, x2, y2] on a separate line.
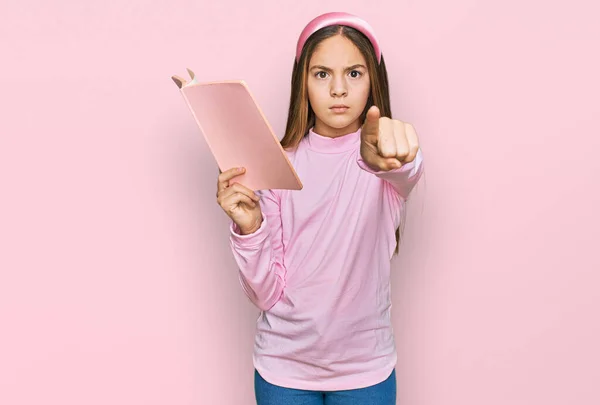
[171, 68, 303, 191]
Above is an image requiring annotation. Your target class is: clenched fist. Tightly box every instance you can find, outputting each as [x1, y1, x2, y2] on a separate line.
[360, 105, 420, 171]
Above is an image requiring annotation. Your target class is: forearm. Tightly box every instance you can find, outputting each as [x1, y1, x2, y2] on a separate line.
[229, 214, 286, 311]
[357, 148, 425, 200]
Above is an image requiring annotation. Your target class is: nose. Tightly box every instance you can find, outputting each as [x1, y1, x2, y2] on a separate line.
[330, 76, 347, 97]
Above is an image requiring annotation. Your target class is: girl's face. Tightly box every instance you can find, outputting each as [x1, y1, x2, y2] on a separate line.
[307, 34, 371, 138]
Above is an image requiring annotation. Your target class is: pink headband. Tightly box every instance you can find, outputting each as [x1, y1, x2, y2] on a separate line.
[295, 12, 382, 64]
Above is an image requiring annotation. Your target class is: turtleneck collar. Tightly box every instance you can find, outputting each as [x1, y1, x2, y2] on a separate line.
[306, 126, 362, 154]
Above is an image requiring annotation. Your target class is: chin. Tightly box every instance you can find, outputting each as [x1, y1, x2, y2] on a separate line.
[322, 115, 361, 130]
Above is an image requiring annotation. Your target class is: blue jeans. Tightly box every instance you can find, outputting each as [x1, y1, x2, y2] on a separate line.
[254, 369, 396, 405]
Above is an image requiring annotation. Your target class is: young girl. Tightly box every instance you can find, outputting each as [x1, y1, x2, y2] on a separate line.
[216, 12, 424, 405]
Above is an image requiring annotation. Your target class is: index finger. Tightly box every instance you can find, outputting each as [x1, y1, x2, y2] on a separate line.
[217, 167, 245, 189]
[361, 105, 380, 144]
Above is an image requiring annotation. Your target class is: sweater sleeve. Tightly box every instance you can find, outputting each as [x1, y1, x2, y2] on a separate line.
[357, 147, 425, 201]
[228, 188, 286, 311]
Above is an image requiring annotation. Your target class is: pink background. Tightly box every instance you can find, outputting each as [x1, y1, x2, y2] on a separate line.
[1, 1, 599, 404]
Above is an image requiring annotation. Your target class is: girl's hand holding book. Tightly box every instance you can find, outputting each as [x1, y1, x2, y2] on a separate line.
[216, 167, 263, 235]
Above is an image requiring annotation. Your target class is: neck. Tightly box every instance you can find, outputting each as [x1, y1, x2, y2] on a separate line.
[313, 118, 361, 138]
[306, 125, 361, 153]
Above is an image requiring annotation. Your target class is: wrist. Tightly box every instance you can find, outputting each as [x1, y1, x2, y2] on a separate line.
[239, 217, 263, 235]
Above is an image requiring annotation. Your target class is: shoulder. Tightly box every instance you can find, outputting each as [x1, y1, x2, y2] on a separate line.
[280, 135, 307, 170]
[281, 137, 307, 159]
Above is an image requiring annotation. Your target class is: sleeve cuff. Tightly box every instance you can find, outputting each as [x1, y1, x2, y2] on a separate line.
[229, 213, 269, 246]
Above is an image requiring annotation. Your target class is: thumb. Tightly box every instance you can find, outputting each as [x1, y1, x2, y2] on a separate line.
[362, 105, 380, 144]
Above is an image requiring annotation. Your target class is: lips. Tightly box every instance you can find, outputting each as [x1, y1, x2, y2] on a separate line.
[330, 105, 349, 113]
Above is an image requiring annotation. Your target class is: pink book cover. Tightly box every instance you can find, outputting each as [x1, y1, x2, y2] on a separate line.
[171, 68, 303, 191]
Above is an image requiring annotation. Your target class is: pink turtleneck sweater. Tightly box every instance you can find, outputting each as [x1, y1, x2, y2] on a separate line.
[229, 126, 424, 391]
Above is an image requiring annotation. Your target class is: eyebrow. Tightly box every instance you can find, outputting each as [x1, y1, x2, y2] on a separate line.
[309, 64, 367, 72]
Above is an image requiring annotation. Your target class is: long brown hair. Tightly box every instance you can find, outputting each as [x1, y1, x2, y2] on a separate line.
[280, 25, 405, 255]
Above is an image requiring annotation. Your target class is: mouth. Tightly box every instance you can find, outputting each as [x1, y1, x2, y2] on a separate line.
[329, 105, 349, 113]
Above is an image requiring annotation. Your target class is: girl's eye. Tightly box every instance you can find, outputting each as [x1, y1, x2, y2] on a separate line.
[314, 71, 362, 79]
